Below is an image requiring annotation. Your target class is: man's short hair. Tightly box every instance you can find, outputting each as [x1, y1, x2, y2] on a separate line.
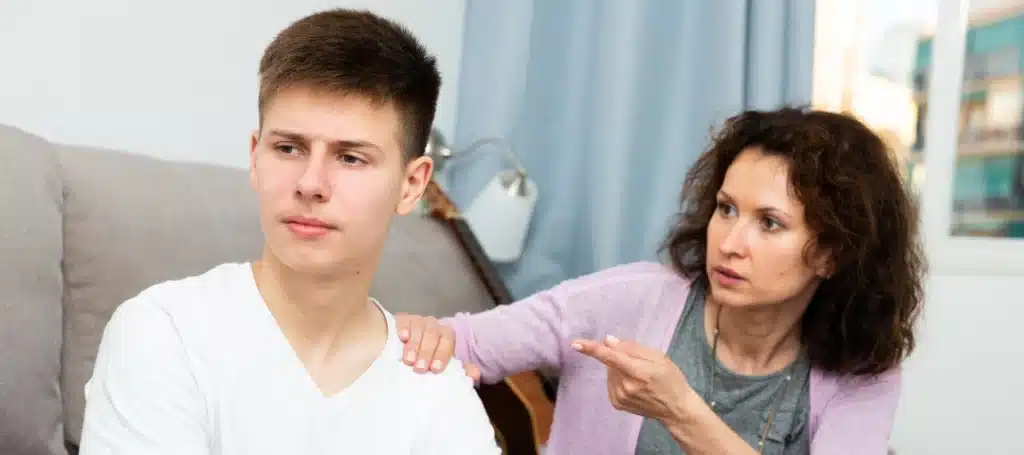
[258, 9, 441, 160]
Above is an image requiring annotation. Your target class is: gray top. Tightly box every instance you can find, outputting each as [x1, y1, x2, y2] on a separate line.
[635, 283, 811, 455]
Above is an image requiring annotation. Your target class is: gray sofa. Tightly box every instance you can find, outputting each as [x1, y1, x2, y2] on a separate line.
[0, 123, 498, 454]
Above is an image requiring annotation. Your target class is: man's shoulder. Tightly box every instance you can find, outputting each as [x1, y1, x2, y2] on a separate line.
[123, 262, 250, 314]
[354, 307, 500, 453]
[416, 358, 477, 390]
[409, 358, 501, 453]
[378, 308, 478, 394]
[378, 343, 477, 401]
[81, 264, 255, 453]
[387, 358, 493, 435]
[106, 262, 252, 344]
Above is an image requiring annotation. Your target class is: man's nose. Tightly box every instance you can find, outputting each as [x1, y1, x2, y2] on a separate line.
[295, 151, 330, 202]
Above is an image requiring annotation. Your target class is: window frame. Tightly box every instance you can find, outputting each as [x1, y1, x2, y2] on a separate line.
[921, 0, 1024, 276]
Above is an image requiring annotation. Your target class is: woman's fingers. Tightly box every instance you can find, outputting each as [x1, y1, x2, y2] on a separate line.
[396, 312, 413, 341]
[396, 314, 457, 374]
[430, 329, 456, 372]
[413, 320, 441, 372]
[465, 363, 482, 383]
[400, 314, 426, 365]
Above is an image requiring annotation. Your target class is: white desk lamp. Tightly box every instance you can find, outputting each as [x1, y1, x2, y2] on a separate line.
[424, 129, 538, 263]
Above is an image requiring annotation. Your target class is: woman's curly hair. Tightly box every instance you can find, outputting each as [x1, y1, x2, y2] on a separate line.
[661, 107, 925, 376]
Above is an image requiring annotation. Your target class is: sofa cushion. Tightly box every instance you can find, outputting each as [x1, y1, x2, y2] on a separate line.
[56, 146, 265, 446]
[0, 125, 68, 455]
[370, 213, 496, 316]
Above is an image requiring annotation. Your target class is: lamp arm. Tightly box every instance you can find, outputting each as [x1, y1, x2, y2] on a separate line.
[455, 137, 527, 175]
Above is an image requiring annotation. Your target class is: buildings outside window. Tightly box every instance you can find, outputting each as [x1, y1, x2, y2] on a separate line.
[813, 0, 1024, 239]
[914, 4, 1024, 238]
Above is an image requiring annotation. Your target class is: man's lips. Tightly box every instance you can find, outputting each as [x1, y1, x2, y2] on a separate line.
[283, 216, 336, 239]
[284, 216, 335, 229]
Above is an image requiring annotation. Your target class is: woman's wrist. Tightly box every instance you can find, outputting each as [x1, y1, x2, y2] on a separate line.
[663, 386, 703, 442]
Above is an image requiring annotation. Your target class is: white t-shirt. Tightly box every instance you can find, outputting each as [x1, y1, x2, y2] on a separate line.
[79, 262, 501, 455]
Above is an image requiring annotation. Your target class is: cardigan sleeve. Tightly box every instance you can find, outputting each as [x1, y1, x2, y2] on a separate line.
[810, 367, 902, 454]
[441, 261, 672, 385]
[441, 283, 574, 385]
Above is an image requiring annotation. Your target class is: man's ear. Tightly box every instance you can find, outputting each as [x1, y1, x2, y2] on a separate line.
[396, 156, 433, 215]
[249, 130, 260, 190]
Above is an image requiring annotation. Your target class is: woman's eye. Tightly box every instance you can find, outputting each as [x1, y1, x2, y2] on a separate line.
[716, 202, 736, 217]
[762, 217, 782, 231]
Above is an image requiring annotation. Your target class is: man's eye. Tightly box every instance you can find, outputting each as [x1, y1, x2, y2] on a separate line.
[275, 145, 300, 155]
[341, 154, 365, 165]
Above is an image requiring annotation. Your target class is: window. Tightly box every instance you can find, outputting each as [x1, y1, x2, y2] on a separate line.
[813, 0, 1024, 274]
[943, 6, 1024, 239]
[812, 1, 935, 189]
[919, 0, 1024, 273]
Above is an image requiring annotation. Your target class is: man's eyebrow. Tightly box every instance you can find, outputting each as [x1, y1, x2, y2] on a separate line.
[265, 129, 306, 142]
[266, 129, 381, 151]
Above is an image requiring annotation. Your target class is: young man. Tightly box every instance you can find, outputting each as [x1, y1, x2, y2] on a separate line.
[78, 9, 500, 455]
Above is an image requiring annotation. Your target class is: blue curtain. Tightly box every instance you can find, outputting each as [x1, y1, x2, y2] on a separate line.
[448, 0, 816, 298]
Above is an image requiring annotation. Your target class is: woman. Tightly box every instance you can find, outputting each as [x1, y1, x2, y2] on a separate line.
[398, 107, 923, 454]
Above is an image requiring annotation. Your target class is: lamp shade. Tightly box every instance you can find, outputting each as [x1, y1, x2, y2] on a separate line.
[463, 169, 538, 263]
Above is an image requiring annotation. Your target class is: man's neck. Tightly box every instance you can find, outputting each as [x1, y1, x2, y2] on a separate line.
[251, 254, 381, 359]
[705, 291, 811, 376]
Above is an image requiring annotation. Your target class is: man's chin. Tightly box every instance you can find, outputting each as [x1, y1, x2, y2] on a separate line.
[265, 243, 349, 275]
[286, 254, 348, 275]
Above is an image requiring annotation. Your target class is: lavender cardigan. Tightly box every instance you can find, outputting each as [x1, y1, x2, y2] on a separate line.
[444, 262, 901, 454]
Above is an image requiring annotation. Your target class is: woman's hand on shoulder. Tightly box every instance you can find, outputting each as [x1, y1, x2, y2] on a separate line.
[395, 312, 480, 382]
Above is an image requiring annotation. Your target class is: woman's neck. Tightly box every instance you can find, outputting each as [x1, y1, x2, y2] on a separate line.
[705, 293, 808, 376]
